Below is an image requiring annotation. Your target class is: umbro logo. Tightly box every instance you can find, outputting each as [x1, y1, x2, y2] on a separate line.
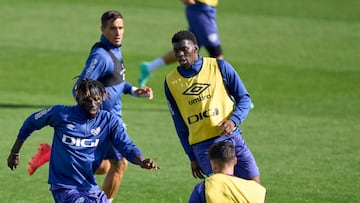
[183, 83, 210, 96]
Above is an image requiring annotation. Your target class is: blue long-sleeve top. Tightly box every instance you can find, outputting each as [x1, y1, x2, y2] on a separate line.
[188, 181, 206, 203]
[17, 105, 142, 191]
[72, 35, 135, 118]
[164, 56, 251, 161]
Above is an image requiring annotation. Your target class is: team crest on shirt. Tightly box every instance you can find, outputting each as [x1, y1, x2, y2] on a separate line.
[75, 197, 85, 203]
[90, 127, 101, 136]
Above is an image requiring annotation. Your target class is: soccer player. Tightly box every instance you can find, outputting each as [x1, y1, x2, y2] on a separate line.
[139, 0, 223, 88]
[188, 141, 266, 203]
[7, 79, 159, 203]
[165, 30, 262, 183]
[139, 0, 255, 109]
[27, 10, 153, 202]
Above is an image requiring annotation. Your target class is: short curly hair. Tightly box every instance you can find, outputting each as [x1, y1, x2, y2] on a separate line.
[171, 30, 198, 45]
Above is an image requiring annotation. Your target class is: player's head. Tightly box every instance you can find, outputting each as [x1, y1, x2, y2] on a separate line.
[208, 141, 237, 173]
[101, 10, 124, 46]
[172, 30, 198, 45]
[75, 79, 107, 118]
[171, 30, 199, 69]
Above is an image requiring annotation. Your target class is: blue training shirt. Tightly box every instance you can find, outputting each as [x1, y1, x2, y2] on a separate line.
[17, 105, 142, 191]
[164, 56, 251, 161]
[73, 35, 134, 118]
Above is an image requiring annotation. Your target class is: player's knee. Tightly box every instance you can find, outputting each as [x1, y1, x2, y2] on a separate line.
[95, 160, 111, 174]
[206, 45, 223, 58]
[111, 158, 128, 172]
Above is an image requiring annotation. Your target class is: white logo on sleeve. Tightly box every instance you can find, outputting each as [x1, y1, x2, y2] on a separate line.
[66, 124, 75, 130]
[34, 107, 52, 120]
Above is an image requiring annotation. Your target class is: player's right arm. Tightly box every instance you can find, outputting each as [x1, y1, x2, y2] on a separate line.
[7, 106, 59, 171]
[164, 82, 196, 161]
[7, 138, 24, 170]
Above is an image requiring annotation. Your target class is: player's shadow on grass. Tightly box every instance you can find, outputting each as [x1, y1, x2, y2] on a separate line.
[0, 103, 51, 109]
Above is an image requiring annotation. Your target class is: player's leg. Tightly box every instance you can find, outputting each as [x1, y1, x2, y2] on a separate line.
[138, 50, 177, 87]
[28, 143, 51, 175]
[101, 158, 128, 202]
[230, 135, 262, 184]
[187, 6, 221, 56]
[97, 145, 128, 202]
[192, 143, 213, 176]
[95, 159, 111, 174]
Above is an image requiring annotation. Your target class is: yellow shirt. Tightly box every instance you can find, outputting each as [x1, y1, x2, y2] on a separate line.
[166, 57, 234, 145]
[205, 173, 266, 203]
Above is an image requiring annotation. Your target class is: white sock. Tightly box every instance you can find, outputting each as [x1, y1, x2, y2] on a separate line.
[147, 57, 165, 72]
[108, 198, 113, 203]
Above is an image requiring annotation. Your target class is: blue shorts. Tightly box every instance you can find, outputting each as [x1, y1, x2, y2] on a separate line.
[51, 188, 108, 203]
[186, 5, 220, 48]
[192, 135, 260, 179]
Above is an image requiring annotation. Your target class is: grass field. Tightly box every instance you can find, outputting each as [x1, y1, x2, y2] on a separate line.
[1, 0, 359, 202]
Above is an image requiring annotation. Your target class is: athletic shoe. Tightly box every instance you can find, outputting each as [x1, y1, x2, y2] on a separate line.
[138, 62, 151, 87]
[28, 143, 51, 175]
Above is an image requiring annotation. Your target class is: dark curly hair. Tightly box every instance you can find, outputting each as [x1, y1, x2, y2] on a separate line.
[75, 78, 108, 102]
[171, 30, 198, 45]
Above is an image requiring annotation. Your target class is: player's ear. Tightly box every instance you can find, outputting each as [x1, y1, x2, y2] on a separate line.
[232, 157, 237, 165]
[194, 45, 199, 53]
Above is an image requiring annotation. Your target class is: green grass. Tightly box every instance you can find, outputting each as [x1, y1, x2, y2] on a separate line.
[1, 0, 359, 202]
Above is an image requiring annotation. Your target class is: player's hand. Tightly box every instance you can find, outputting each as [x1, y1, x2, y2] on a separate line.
[218, 120, 236, 136]
[135, 86, 153, 100]
[191, 160, 206, 179]
[140, 158, 159, 170]
[7, 152, 20, 171]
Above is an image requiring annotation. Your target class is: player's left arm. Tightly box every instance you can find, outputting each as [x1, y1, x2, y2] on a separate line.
[218, 60, 251, 127]
[110, 115, 159, 169]
[164, 82, 195, 161]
